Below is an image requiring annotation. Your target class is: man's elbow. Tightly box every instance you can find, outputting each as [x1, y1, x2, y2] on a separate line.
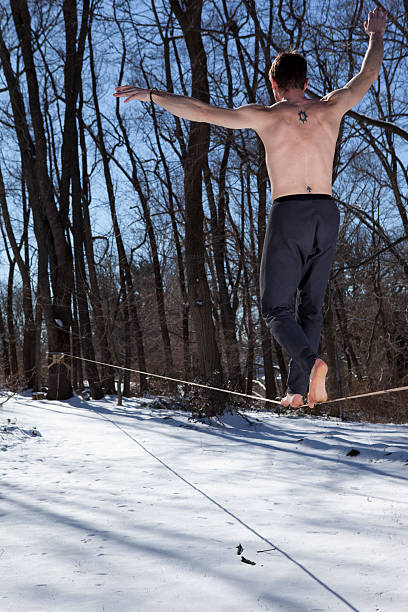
[370, 68, 381, 81]
[196, 105, 216, 124]
[360, 67, 380, 83]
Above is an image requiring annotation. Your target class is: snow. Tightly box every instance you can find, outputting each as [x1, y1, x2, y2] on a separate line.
[1, 393, 408, 612]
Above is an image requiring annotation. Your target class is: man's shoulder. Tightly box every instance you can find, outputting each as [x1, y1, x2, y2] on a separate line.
[302, 96, 344, 121]
[267, 99, 327, 111]
[235, 103, 277, 130]
[250, 101, 288, 117]
[242, 102, 275, 112]
[319, 90, 345, 106]
[266, 99, 332, 118]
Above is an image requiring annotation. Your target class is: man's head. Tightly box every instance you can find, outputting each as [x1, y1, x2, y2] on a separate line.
[269, 51, 308, 97]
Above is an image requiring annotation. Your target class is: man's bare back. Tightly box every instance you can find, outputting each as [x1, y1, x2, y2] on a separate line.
[254, 99, 341, 200]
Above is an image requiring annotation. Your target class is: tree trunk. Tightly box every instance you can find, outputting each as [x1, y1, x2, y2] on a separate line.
[77, 89, 116, 394]
[123, 307, 132, 397]
[33, 300, 43, 392]
[0, 166, 36, 388]
[9, 0, 74, 400]
[243, 267, 255, 396]
[0, 301, 10, 382]
[71, 292, 82, 390]
[6, 260, 19, 386]
[112, 25, 175, 385]
[334, 279, 364, 384]
[204, 148, 243, 390]
[59, 0, 103, 398]
[170, 0, 224, 416]
[323, 284, 342, 399]
[88, 23, 148, 393]
[256, 139, 278, 399]
[21, 180, 36, 388]
[71, 147, 104, 399]
[150, 51, 191, 380]
[119, 141, 175, 379]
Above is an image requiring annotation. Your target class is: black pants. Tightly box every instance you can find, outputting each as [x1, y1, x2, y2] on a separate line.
[260, 194, 340, 396]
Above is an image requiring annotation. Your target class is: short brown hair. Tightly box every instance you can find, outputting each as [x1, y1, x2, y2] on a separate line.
[269, 51, 307, 91]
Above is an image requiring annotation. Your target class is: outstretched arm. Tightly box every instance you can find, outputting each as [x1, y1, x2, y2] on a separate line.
[322, 7, 386, 113]
[113, 86, 265, 130]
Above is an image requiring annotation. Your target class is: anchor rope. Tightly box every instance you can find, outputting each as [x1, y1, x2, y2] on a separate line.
[64, 353, 408, 407]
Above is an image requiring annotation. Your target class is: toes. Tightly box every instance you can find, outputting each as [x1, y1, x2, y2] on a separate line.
[307, 393, 315, 409]
[281, 393, 305, 408]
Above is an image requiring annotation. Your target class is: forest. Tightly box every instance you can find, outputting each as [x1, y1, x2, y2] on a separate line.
[0, 0, 407, 420]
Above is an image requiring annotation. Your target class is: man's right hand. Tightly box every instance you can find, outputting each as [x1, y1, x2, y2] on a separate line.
[113, 85, 150, 103]
[364, 7, 387, 36]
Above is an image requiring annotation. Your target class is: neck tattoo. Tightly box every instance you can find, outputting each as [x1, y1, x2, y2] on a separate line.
[307, 185, 312, 192]
[298, 110, 308, 123]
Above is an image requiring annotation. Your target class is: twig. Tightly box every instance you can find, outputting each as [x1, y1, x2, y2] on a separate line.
[257, 547, 277, 553]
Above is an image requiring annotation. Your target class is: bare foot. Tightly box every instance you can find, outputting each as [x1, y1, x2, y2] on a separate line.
[280, 393, 304, 408]
[307, 358, 328, 408]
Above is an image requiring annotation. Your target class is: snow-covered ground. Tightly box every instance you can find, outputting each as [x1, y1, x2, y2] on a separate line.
[1, 393, 407, 612]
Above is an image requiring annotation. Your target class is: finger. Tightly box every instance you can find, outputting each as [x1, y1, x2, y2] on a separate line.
[115, 90, 136, 97]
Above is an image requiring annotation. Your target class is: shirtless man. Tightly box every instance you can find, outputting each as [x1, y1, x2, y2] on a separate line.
[113, 8, 386, 409]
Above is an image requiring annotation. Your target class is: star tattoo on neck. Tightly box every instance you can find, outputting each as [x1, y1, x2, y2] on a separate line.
[307, 186, 312, 192]
[298, 110, 308, 123]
